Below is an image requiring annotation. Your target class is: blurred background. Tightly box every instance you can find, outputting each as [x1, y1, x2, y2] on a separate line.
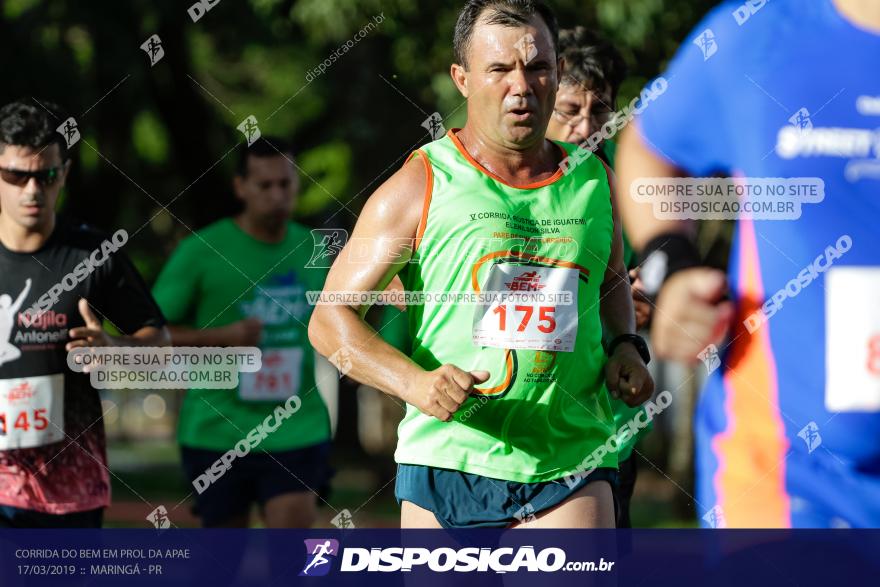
[2, 0, 729, 527]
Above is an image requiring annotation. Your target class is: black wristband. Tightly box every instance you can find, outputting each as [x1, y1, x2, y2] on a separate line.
[637, 233, 701, 298]
[606, 334, 651, 365]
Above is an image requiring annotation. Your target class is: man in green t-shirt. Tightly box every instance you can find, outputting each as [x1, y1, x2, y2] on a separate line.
[545, 26, 654, 528]
[153, 137, 331, 528]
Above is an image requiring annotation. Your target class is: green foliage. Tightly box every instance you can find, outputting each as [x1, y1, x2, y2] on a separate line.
[296, 141, 353, 217]
[132, 111, 170, 165]
[2, 0, 715, 275]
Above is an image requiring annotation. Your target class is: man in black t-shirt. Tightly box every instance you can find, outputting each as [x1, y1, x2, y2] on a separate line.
[0, 99, 169, 528]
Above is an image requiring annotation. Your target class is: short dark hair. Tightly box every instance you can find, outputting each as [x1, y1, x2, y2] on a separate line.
[454, 0, 559, 69]
[235, 136, 295, 177]
[558, 27, 627, 103]
[0, 99, 70, 160]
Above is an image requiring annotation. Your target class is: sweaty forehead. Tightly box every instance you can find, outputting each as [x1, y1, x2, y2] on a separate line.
[467, 15, 555, 66]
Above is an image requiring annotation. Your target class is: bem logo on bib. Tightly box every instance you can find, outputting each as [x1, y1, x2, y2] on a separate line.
[505, 271, 546, 291]
[6, 381, 36, 403]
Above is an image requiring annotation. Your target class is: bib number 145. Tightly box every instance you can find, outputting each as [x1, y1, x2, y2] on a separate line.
[0, 374, 65, 450]
[0, 409, 49, 435]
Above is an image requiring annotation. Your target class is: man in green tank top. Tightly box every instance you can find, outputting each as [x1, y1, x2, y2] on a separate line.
[310, 0, 653, 529]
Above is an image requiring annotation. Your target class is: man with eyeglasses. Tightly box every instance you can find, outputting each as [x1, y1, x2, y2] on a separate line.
[544, 27, 653, 528]
[0, 99, 169, 528]
[546, 27, 651, 327]
[546, 27, 620, 157]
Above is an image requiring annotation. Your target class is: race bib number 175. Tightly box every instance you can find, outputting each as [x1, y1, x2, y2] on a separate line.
[472, 264, 579, 352]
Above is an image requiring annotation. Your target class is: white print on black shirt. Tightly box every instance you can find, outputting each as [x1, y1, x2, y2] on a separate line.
[0, 278, 31, 367]
[21, 229, 127, 327]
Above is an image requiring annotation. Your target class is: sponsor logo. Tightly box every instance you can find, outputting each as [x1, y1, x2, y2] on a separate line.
[505, 271, 545, 291]
[531, 350, 556, 374]
[5, 382, 35, 403]
[18, 310, 67, 330]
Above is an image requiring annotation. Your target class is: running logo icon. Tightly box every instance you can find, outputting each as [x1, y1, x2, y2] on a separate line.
[140, 34, 165, 66]
[147, 505, 171, 529]
[307, 228, 348, 268]
[421, 112, 446, 140]
[330, 508, 355, 529]
[697, 344, 721, 374]
[514, 33, 538, 64]
[702, 505, 727, 528]
[237, 115, 261, 146]
[798, 421, 822, 454]
[56, 117, 80, 149]
[693, 29, 717, 60]
[513, 502, 537, 524]
[328, 346, 353, 379]
[789, 107, 813, 132]
[299, 539, 339, 577]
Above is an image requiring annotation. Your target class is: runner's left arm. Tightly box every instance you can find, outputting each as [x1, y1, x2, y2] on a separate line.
[600, 185, 636, 341]
[601, 187, 654, 406]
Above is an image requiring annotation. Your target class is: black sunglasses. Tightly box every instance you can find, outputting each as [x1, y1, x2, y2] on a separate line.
[0, 166, 64, 187]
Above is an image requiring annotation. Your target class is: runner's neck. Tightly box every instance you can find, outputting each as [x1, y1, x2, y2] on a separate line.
[0, 213, 55, 253]
[233, 213, 287, 244]
[453, 126, 560, 186]
[834, 0, 880, 32]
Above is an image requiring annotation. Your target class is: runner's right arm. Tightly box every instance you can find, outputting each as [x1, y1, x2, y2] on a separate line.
[308, 156, 488, 422]
[152, 237, 263, 347]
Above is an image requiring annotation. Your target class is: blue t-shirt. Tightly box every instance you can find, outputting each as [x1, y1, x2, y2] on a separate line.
[637, 0, 880, 527]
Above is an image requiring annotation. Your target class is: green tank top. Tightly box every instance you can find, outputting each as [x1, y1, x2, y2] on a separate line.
[395, 130, 618, 482]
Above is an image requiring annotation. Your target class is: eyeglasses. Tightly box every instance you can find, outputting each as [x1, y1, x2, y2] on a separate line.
[552, 108, 615, 127]
[553, 108, 586, 126]
[0, 166, 64, 187]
